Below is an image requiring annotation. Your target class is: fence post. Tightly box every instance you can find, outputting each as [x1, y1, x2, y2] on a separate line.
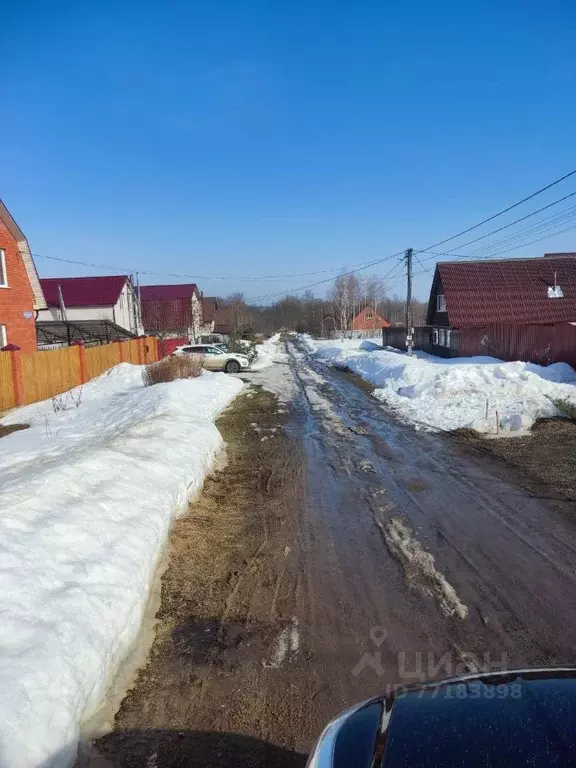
[114, 340, 126, 363]
[71, 340, 87, 385]
[138, 336, 146, 364]
[1, 343, 24, 406]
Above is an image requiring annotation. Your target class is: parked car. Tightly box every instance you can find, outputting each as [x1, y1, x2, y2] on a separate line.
[307, 668, 576, 767]
[173, 344, 250, 373]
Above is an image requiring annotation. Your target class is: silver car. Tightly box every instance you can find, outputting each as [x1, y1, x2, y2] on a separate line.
[173, 344, 250, 373]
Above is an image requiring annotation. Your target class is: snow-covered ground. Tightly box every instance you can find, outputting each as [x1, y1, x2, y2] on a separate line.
[243, 334, 297, 403]
[299, 335, 576, 434]
[0, 364, 243, 767]
[250, 333, 286, 370]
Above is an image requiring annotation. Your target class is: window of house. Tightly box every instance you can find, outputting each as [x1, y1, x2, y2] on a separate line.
[365, 310, 373, 319]
[433, 328, 439, 345]
[436, 293, 446, 312]
[445, 329, 452, 347]
[0, 250, 7, 287]
[439, 328, 446, 346]
[0, 325, 6, 347]
[548, 285, 564, 298]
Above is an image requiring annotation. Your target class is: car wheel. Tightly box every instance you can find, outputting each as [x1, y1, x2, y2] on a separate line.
[225, 359, 241, 374]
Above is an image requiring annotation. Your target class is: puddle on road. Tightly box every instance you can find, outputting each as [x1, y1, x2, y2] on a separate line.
[172, 617, 285, 671]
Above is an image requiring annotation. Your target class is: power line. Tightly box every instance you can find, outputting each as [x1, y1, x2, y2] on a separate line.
[457, 204, 576, 258]
[431, 190, 576, 257]
[247, 251, 405, 302]
[416, 196, 576, 267]
[415, 166, 576, 255]
[33, 165, 576, 300]
[32, 252, 396, 283]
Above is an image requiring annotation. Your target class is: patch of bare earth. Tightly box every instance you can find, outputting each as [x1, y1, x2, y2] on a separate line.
[453, 418, 576, 507]
[0, 423, 29, 439]
[88, 386, 307, 768]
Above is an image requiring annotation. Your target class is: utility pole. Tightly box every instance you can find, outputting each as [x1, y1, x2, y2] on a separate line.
[405, 248, 414, 356]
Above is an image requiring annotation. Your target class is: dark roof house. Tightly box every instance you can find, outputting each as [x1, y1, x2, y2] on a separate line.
[421, 256, 576, 365]
[426, 257, 576, 328]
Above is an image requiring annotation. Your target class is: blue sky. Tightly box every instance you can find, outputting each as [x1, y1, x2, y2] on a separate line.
[2, 0, 575, 301]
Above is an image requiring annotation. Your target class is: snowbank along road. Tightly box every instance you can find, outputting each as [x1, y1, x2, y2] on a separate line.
[98, 338, 576, 766]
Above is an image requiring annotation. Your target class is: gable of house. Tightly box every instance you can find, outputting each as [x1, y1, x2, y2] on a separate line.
[0, 200, 45, 312]
[202, 297, 219, 326]
[40, 275, 128, 307]
[351, 306, 390, 330]
[0, 200, 46, 352]
[426, 257, 576, 328]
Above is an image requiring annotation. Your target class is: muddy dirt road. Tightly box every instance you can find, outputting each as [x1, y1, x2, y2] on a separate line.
[96, 340, 576, 767]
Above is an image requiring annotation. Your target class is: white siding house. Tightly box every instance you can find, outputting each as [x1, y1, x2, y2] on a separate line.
[38, 275, 143, 335]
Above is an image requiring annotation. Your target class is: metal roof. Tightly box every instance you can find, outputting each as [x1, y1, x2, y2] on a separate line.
[40, 276, 128, 307]
[430, 257, 576, 327]
[140, 284, 198, 300]
[36, 319, 138, 346]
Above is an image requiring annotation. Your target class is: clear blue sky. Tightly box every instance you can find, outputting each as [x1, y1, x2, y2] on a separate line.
[2, 0, 575, 301]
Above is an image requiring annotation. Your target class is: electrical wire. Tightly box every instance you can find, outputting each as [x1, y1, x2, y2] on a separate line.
[426, 190, 576, 258]
[459, 205, 576, 257]
[414, 166, 576, 255]
[428, 206, 576, 263]
[247, 251, 405, 302]
[32, 252, 402, 283]
[32, 165, 576, 300]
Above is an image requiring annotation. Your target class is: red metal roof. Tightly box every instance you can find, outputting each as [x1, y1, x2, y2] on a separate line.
[351, 307, 390, 330]
[140, 284, 198, 300]
[435, 257, 576, 327]
[40, 276, 127, 307]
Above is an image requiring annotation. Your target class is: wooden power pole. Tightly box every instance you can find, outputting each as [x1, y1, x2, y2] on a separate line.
[405, 248, 414, 356]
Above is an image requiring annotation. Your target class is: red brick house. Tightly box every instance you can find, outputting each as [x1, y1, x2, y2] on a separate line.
[0, 199, 46, 352]
[351, 306, 390, 332]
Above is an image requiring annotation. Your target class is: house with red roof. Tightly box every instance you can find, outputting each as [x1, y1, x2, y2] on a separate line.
[37, 275, 142, 335]
[424, 255, 576, 364]
[351, 306, 390, 333]
[140, 283, 203, 341]
[0, 199, 46, 352]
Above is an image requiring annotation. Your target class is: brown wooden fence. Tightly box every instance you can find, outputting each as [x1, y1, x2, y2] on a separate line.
[0, 336, 159, 413]
[382, 323, 576, 368]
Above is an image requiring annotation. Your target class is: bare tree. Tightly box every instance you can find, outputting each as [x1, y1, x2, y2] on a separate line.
[328, 273, 361, 337]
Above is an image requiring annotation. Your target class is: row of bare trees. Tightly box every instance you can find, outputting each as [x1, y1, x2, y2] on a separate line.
[218, 273, 427, 338]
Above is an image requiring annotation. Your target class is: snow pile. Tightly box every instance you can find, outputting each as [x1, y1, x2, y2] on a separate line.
[251, 333, 287, 370]
[299, 336, 576, 434]
[0, 364, 243, 767]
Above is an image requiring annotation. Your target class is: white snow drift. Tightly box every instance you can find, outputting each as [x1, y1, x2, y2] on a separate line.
[0, 364, 243, 767]
[251, 333, 286, 370]
[300, 335, 576, 434]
